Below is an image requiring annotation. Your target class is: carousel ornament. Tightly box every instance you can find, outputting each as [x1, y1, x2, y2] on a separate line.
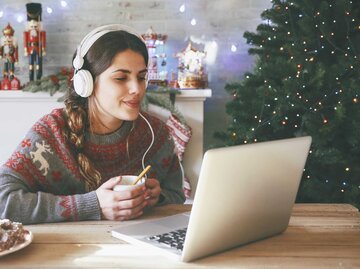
[173, 41, 208, 89]
[0, 23, 20, 90]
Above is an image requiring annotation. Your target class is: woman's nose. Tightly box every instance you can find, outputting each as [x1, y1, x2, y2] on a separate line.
[128, 80, 142, 94]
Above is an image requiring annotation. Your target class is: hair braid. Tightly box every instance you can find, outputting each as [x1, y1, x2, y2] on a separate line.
[64, 92, 102, 191]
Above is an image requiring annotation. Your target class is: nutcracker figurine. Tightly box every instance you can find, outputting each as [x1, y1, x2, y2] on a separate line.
[0, 23, 20, 90]
[24, 3, 46, 81]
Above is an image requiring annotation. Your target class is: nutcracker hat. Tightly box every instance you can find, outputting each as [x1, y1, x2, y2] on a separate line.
[72, 24, 148, 98]
[26, 3, 42, 21]
[2, 23, 15, 36]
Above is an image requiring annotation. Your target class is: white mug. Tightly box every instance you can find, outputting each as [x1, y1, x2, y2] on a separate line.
[113, 175, 145, 191]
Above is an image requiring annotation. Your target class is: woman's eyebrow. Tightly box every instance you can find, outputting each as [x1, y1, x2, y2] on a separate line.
[138, 68, 148, 74]
[111, 68, 148, 74]
[112, 69, 131, 74]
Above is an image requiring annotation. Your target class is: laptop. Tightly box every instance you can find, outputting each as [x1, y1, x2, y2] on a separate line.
[111, 136, 312, 262]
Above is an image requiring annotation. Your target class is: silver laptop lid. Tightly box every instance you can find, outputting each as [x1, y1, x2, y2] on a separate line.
[181, 136, 312, 262]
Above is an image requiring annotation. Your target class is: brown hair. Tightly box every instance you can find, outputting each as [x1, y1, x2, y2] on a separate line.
[64, 30, 148, 191]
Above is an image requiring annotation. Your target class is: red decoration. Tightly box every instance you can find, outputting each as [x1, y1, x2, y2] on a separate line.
[1, 76, 11, 90]
[165, 114, 192, 198]
[0, 23, 21, 90]
[10, 77, 20, 90]
[24, 3, 46, 81]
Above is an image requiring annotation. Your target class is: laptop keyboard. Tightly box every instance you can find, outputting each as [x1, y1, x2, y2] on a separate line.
[146, 227, 188, 251]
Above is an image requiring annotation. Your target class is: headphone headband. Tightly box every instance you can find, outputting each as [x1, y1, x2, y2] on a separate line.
[77, 24, 145, 66]
[72, 24, 147, 98]
[73, 24, 146, 71]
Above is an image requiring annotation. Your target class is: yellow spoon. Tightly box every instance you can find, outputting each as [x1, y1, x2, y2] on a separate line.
[131, 165, 151, 186]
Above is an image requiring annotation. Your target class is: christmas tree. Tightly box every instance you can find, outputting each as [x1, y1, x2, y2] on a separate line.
[215, 0, 360, 208]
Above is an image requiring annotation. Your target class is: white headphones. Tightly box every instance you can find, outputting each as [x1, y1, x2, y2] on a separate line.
[72, 24, 147, 98]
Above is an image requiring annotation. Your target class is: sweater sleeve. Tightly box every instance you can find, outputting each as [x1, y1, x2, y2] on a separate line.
[0, 111, 101, 224]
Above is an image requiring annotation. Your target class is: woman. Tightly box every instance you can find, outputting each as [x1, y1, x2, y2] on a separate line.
[0, 24, 185, 224]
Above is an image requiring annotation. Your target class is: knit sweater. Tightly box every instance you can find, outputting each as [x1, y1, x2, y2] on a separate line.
[0, 108, 185, 224]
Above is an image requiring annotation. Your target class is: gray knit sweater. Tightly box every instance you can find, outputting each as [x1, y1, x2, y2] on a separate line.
[0, 108, 185, 224]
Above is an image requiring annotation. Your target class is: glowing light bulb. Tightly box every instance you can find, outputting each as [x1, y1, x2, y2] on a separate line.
[47, 7, 53, 13]
[179, 4, 185, 13]
[61, 1, 68, 7]
[190, 18, 196, 25]
[0, 11, 3, 18]
[16, 15, 24, 23]
[231, 44, 237, 52]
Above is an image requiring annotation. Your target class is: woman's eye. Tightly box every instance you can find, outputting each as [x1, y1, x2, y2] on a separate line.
[138, 77, 147, 81]
[115, 77, 126, 81]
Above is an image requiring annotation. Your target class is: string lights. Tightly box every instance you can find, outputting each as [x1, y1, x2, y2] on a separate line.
[0, 1, 68, 21]
[222, 0, 359, 204]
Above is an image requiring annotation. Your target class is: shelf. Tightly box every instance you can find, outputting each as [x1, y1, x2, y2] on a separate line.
[0, 89, 212, 102]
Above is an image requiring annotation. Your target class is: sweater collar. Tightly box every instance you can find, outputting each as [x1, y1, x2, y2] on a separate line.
[85, 120, 134, 145]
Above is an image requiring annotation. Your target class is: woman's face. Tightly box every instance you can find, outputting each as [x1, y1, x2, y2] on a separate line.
[91, 49, 147, 133]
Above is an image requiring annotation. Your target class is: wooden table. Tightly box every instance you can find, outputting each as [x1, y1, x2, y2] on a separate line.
[1, 204, 359, 268]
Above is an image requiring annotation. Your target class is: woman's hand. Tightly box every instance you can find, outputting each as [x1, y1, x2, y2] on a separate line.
[144, 178, 162, 207]
[95, 177, 147, 221]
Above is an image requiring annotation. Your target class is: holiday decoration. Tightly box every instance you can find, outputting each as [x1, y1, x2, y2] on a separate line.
[166, 114, 192, 198]
[141, 27, 168, 86]
[166, 114, 192, 162]
[21, 67, 73, 98]
[0, 23, 21, 90]
[24, 3, 46, 81]
[215, 0, 360, 208]
[173, 41, 207, 89]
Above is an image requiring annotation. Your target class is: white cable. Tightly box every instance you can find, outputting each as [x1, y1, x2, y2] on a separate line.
[178, 159, 185, 188]
[139, 112, 185, 185]
[139, 113, 155, 178]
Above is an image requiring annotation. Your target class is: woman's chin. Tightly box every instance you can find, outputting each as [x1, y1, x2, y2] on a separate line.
[123, 110, 140, 121]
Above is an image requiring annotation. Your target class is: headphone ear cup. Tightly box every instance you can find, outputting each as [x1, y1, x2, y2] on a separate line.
[73, 69, 94, 97]
[73, 53, 84, 70]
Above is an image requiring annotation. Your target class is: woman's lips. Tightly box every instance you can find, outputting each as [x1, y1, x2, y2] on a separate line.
[123, 99, 140, 109]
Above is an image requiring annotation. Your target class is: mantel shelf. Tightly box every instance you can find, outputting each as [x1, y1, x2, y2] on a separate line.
[0, 89, 212, 102]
